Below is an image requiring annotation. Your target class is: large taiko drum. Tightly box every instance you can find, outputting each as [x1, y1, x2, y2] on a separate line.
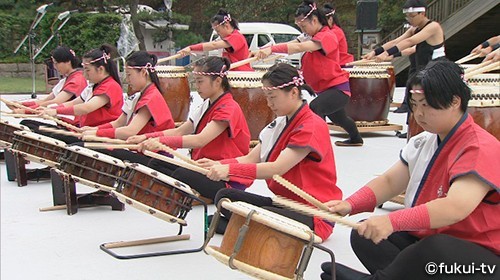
[343, 67, 392, 124]
[156, 66, 191, 123]
[57, 146, 126, 192]
[0, 120, 28, 148]
[9, 130, 66, 167]
[352, 62, 395, 100]
[227, 71, 275, 140]
[113, 162, 197, 224]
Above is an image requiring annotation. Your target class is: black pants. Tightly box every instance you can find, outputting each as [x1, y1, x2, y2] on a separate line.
[21, 119, 80, 144]
[214, 188, 314, 229]
[325, 230, 500, 280]
[309, 88, 361, 141]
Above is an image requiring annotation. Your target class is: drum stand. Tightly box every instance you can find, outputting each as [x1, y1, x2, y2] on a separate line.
[99, 195, 208, 259]
[50, 169, 125, 215]
[5, 149, 29, 186]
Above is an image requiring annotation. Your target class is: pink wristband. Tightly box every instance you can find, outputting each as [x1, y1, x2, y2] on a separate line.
[145, 131, 164, 138]
[22, 101, 37, 107]
[389, 204, 431, 232]
[96, 128, 116, 139]
[159, 136, 183, 148]
[97, 123, 113, 129]
[271, 44, 289, 54]
[190, 43, 204, 51]
[345, 186, 377, 215]
[56, 106, 75, 115]
[228, 163, 257, 181]
[220, 158, 239, 164]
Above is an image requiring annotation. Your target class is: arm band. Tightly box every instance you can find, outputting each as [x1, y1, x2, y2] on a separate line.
[97, 123, 113, 129]
[271, 44, 289, 54]
[388, 204, 431, 231]
[220, 158, 238, 164]
[145, 131, 165, 138]
[374, 47, 385, 55]
[190, 43, 204, 51]
[228, 163, 257, 181]
[345, 186, 377, 215]
[492, 43, 500, 51]
[96, 128, 116, 139]
[386, 46, 400, 56]
[56, 106, 75, 115]
[21, 101, 37, 107]
[481, 41, 490, 48]
[158, 136, 183, 148]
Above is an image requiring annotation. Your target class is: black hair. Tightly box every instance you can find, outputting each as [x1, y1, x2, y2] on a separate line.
[262, 63, 315, 98]
[211, 9, 239, 30]
[126, 51, 161, 92]
[193, 56, 231, 92]
[323, 3, 341, 28]
[406, 59, 470, 113]
[295, 0, 328, 27]
[82, 44, 121, 86]
[403, 0, 428, 9]
[51, 45, 81, 69]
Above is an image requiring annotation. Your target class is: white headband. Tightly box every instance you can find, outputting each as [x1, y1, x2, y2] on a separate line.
[403, 7, 426, 13]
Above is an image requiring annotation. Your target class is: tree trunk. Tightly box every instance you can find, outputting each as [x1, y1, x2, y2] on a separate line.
[130, 0, 146, 51]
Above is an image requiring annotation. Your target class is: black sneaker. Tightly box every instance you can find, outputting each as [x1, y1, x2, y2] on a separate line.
[335, 139, 364, 147]
[321, 262, 369, 280]
[397, 132, 408, 139]
[207, 214, 229, 234]
[393, 105, 409, 113]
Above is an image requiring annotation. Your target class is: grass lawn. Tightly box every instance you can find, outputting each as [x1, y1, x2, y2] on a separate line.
[0, 77, 47, 94]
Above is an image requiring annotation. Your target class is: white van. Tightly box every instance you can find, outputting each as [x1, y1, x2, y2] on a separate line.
[208, 22, 302, 67]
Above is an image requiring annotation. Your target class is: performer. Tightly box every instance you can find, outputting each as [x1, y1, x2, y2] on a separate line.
[37, 44, 124, 143]
[127, 56, 251, 200]
[177, 9, 253, 71]
[204, 63, 343, 241]
[323, 3, 354, 66]
[484, 47, 500, 62]
[320, 60, 500, 279]
[252, 0, 363, 146]
[471, 35, 500, 60]
[364, 0, 445, 116]
[81, 51, 174, 140]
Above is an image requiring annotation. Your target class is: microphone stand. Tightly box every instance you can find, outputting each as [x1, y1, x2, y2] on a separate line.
[14, 9, 48, 98]
[34, 12, 72, 60]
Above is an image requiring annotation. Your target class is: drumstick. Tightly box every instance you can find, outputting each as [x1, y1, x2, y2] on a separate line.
[272, 195, 359, 229]
[84, 143, 139, 149]
[345, 59, 376, 66]
[82, 135, 127, 144]
[39, 126, 82, 137]
[464, 61, 500, 80]
[261, 54, 286, 63]
[143, 150, 210, 176]
[272, 174, 330, 211]
[157, 53, 183, 64]
[0, 112, 45, 118]
[147, 139, 201, 167]
[455, 53, 480, 64]
[464, 60, 494, 73]
[229, 56, 259, 70]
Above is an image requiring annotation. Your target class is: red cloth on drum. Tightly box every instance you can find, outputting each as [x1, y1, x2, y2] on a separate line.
[222, 30, 253, 71]
[264, 103, 343, 240]
[301, 26, 349, 93]
[79, 76, 123, 127]
[190, 92, 251, 186]
[330, 25, 354, 66]
[132, 84, 175, 135]
[401, 114, 500, 254]
[62, 70, 87, 97]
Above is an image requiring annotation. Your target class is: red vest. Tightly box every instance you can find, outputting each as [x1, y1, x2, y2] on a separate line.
[223, 30, 253, 71]
[79, 76, 123, 127]
[133, 84, 175, 135]
[330, 25, 354, 66]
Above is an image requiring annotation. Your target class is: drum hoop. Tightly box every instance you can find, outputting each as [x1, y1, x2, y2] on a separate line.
[222, 201, 320, 243]
[205, 246, 292, 280]
[8, 150, 59, 167]
[123, 162, 195, 196]
[0, 119, 29, 131]
[0, 140, 11, 147]
[112, 190, 187, 225]
[355, 119, 390, 127]
[227, 71, 265, 88]
[64, 146, 126, 167]
[156, 65, 188, 77]
[14, 130, 67, 147]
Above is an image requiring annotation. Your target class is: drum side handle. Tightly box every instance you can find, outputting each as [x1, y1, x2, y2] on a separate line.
[228, 209, 256, 270]
[295, 232, 316, 280]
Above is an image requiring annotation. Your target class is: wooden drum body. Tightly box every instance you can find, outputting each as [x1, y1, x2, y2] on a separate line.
[0, 120, 28, 147]
[227, 71, 276, 140]
[114, 162, 196, 224]
[205, 201, 321, 280]
[57, 146, 126, 191]
[10, 130, 66, 167]
[343, 68, 392, 124]
[156, 66, 191, 123]
[353, 62, 395, 100]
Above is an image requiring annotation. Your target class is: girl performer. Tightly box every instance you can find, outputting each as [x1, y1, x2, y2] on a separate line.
[81, 51, 174, 140]
[127, 56, 251, 200]
[321, 60, 500, 279]
[177, 9, 253, 71]
[38, 44, 124, 143]
[205, 63, 343, 241]
[323, 3, 354, 66]
[253, 0, 363, 146]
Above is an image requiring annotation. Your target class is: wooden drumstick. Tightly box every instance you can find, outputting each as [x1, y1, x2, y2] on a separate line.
[272, 174, 330, 211]
[157, 53, 183, 64]
[82, 135, 127, 144]
[143, 150, 210, 176]
[455, 53, 480, 64]
[229, 56, 259, 70]
[83, 143, 139, 149]
[464, 61, 500, 80]
[39, 126, 82, 137]
[272, 195, 360, 229]
[261, 54, 286, 63]
[464, 60, 494, 73]
[147, 139, 201, 167]
[0, 112, 45, 118]
[345, 59, 376, 66]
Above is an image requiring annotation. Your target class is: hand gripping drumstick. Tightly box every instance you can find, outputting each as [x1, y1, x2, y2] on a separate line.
[229, 56, 259, 70]
[464, 59, 494, 73]
[146, 139, 201, 167]
[455, 53, 480, 64]
[464, 61, 500, 80]
[143, 150, 211, 176]
[272, 174, 330, 211]
[157, 53, 183, 64]
[272, 195, 359, 229]
[81, 134, 128, 144]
